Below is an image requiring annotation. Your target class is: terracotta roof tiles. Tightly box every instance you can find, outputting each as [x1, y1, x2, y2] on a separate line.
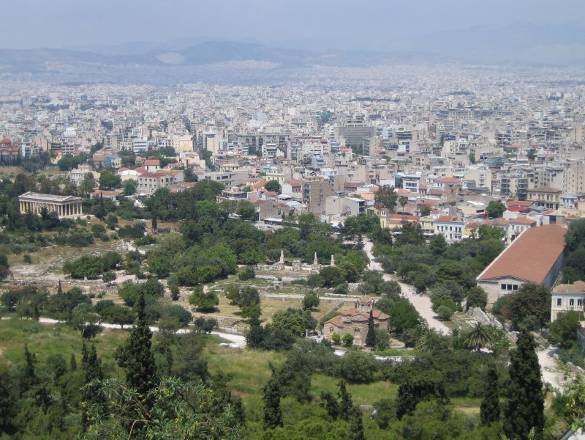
[477, 225, 566, 284]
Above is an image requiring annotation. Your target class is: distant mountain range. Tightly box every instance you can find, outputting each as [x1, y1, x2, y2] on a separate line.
[1, 23, 583, 83]
[0, 40, 442, 72]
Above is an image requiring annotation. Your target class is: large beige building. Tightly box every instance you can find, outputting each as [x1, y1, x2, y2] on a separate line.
[19, 192, 83, 218]
[565, 162, 585, 195]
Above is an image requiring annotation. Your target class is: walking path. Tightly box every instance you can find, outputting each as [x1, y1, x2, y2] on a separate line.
[363, 240, 450, 335]
[37, 317, 246, 349]
[362, 240, 571, 389]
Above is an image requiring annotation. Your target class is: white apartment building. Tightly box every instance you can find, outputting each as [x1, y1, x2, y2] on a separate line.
[551, 281, 585, 322]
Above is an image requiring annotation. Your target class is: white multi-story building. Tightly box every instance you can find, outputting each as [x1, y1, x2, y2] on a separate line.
[551, 281, 585, 322]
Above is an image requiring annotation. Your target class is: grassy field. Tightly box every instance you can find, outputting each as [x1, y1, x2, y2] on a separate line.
[0, 315, 481, 437]
[0, 317, 127, 373]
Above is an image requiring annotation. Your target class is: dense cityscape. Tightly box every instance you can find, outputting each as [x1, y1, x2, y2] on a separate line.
[1, 1, 585, 439]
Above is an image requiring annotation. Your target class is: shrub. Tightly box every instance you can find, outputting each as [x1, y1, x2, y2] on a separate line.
[102, 271, 116, 283]
[340, 351, 378, 383]
[437, 305, 454, 321]
[342, 333, 354, 347]
[238, 267, 255, 281]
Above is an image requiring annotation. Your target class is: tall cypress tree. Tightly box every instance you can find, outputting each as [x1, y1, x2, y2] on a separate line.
[320, 391, 340, 420]
[349, 408, 366, 440]
[365, 310, 377, 348]
[81, 343, 104, 431]
[69, 353, 77, 371]
[20, 344, 37, 394]
[338, 380, 354, 420]
[504, 330, 544, 439]
[263, 378, 283, 429]
[480, 365, 500, 425]
[116, 293, 157, 397]
[0, 373, 15, 435]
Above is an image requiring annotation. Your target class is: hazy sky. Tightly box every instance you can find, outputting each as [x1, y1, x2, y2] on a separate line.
[3, 0, 585, 51]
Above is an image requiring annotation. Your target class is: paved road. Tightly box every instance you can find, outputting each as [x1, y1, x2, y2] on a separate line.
[363, 239, 450, 335]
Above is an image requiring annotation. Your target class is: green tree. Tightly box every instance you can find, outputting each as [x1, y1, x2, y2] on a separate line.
[566, 218, 585, 252]
[396, 375, 447, 419]
[320, 391, 340, 419]
[0, 254, 10, 281]
[21, 344, 37, 393]
[338, 380, 354, 420]
[84, 377, 243, 439]
[549, 311, 581, 348]
[80, 173, 95, 195]
[508, 284, 551, 330]
[183, 167, 197, 182]
[99, 170, 121, 190]
[349, 408, 365, 440]
[265, 180, 282, 194]
[504, 330, 544, 439]
[340, 351, 377, 383]
[115, 293, 157, 398]
[375, 186, 398, 211]
[270, 308, 315, 337]
[263, 376, 283, 429]
[236, 200, 256, 220]
[398, 196, 408, 210]
[302, 292, 320, 311]
[122, 179, 137, 196]
[0, 373, 15, 435]
[419, 204, 432, 217]
[189, 287, 219, 313]
[342, 333, 354, 347]
[463, 323, 493, 352]
[238, 267, 255, 280]
[560, 377, 585, 431]
[480, 365, 500, 426]
[365, 310, 377, 348]
[318, 266, 346, 288]
[430, 234, 448, 255]
[486, 201, 506, 219]
[81, 343, 104, 431]
[466, 287, 488, 310]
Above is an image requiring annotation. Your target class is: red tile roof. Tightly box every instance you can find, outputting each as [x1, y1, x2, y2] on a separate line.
[509, 216, 536, 225]
[477, 225, 566, 284]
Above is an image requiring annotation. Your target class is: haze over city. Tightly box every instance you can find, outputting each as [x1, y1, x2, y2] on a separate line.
[0, 1, 584, 439]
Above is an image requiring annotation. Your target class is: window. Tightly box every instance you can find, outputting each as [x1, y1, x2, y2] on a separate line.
[570, 299, 575, 307]
[578, 299, 583, 307]
[557, 298, 562, 307]
[507, 284, 513, 291]
[513, 285, 519, 290]
[501, 284, 506, 290]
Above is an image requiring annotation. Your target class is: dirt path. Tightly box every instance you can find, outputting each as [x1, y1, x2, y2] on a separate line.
[363, 239, 450, 335]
